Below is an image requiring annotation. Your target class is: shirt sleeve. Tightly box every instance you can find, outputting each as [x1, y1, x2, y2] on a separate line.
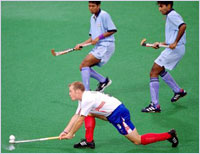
[80, 97, 94, 116]
[104, 13, 117, 31]
[75, 101, 81, 115]
[168, 13, 184, 29]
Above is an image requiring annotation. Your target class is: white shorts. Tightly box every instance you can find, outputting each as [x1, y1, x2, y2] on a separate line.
[90, 42, 115, 67]
[154, 45, 185, 70]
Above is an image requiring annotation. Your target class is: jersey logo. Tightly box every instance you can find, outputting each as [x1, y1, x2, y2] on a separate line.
[95, 101, 106, 112]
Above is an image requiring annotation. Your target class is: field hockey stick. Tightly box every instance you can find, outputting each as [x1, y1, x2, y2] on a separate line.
[9, 136, 59, 144]
[51, 43, 92, 56]
[140, 38, 169, 48]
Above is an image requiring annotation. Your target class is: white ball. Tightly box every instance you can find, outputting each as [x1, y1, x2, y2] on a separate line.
[9, 135, 15, 140]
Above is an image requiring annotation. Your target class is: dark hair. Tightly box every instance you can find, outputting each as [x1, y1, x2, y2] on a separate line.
[157, 1, 173, 8]
[89, 1, 101, 5]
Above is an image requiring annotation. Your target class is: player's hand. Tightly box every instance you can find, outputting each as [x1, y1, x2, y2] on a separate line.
[91, 37, 99, 45]
[59, 131, 68, 140]
[74, 44, 83, 50]
[169, 42, 177, 49]
[152, 42, 160, 49]
[60, 133, 74, 140]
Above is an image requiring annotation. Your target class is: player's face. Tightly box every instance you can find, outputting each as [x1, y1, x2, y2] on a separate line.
[69, 86, 78, 101]
[88, 3, 100, 14]
[158, 4, 171, 15]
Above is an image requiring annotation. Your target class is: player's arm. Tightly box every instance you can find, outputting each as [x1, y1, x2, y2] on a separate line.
[169, 23, 186, 49]
[74, 37, 92, 50]
[60, 115, 85, 139]
[92, 13, 117, 45]
[92, 30, 117, 45]
[59, 114, 79, 139]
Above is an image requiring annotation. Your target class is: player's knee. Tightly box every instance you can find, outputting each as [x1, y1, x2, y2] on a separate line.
[80, 61, 88, 70]
[150, 71, 155, 77]
[80, 63, 90, 71]
[130, 140, 141, 145]
[80, 62, 85, 71]
[150, 69, 159, 77]
[134, 141, 141, 145]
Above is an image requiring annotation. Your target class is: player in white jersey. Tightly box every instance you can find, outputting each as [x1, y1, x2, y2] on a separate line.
[59, 81, 179, 148]
[73, 1, 117, 148]
[142, 1, 187, 113]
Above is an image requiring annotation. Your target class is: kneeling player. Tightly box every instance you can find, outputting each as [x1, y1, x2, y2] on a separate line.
[59, 81, 179, 148]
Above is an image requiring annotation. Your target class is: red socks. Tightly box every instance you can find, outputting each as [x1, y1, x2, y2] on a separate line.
[141, 132, 171, 145]
[84, 116, 95, 142]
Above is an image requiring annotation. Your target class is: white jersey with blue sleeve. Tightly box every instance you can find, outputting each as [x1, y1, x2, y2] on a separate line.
[75, 91, 121, 117]
[89, 9, 117, 42]
[165, 9, 186, 45]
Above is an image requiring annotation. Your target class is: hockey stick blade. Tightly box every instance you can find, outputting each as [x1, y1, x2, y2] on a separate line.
[51, 49, 56, 56]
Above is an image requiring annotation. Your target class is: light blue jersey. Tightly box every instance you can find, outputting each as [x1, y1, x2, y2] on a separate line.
[165, 9, 186, 45]
[89, 9, 117, 67]
[155, 9, 186, 70]
[89, 9, 117, 42]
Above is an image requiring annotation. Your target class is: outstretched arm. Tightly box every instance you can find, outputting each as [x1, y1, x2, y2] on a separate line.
[59, 115, 85, 140]
[74, 38, 92, 50]
[59, 114, 79, 139]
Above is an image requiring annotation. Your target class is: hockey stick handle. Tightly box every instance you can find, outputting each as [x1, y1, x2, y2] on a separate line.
[145, 43, 169, 48]
[12, 136, 59, 144]
[51, 43, 92, 56]
[158, 44, 169, 48]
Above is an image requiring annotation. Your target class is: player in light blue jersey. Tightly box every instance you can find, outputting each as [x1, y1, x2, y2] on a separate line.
[142, 1, 187, 113]
[75, 1, 117, 92]
[73, 1, 117, 148]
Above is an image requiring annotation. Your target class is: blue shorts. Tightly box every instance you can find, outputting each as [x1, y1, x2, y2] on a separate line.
[107, 104, 135, 135]
[90, 41, 115, 67]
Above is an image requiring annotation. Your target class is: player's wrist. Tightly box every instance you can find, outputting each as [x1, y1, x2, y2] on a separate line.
[63, 130, 69, 134]
[98, 34, 105, 40]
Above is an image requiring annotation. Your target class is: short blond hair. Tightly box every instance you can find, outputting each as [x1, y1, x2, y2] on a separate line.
[69, 81, 85, 91]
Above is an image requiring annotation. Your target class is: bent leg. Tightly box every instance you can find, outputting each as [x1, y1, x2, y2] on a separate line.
[84, 115, 95, 142]
[150, 63, 164, 78]
[125, 128, 141, 145]
[141, 132, 171, 145]
[80, 53, 100, 71]
[90, 67, 106, 83]
[160, 69, 181, 93]
[80, 53, 101, 90]
[125, 128, 172, 146]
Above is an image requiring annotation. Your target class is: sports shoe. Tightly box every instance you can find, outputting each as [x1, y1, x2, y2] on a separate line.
[167, 129, 179, 147]
[141, 102, 161, 113]
[171, 89, 187, 102]
[96, 77, 112, 92]
[73, 139, 95, 149]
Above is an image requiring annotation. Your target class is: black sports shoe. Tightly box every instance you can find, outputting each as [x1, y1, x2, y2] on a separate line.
[96, 77, 112, 92]
[141, 102, 161, 113]
[73, 139, 95, 149]
[167, 129, 179, 147]
[171, 89, 187, 102]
